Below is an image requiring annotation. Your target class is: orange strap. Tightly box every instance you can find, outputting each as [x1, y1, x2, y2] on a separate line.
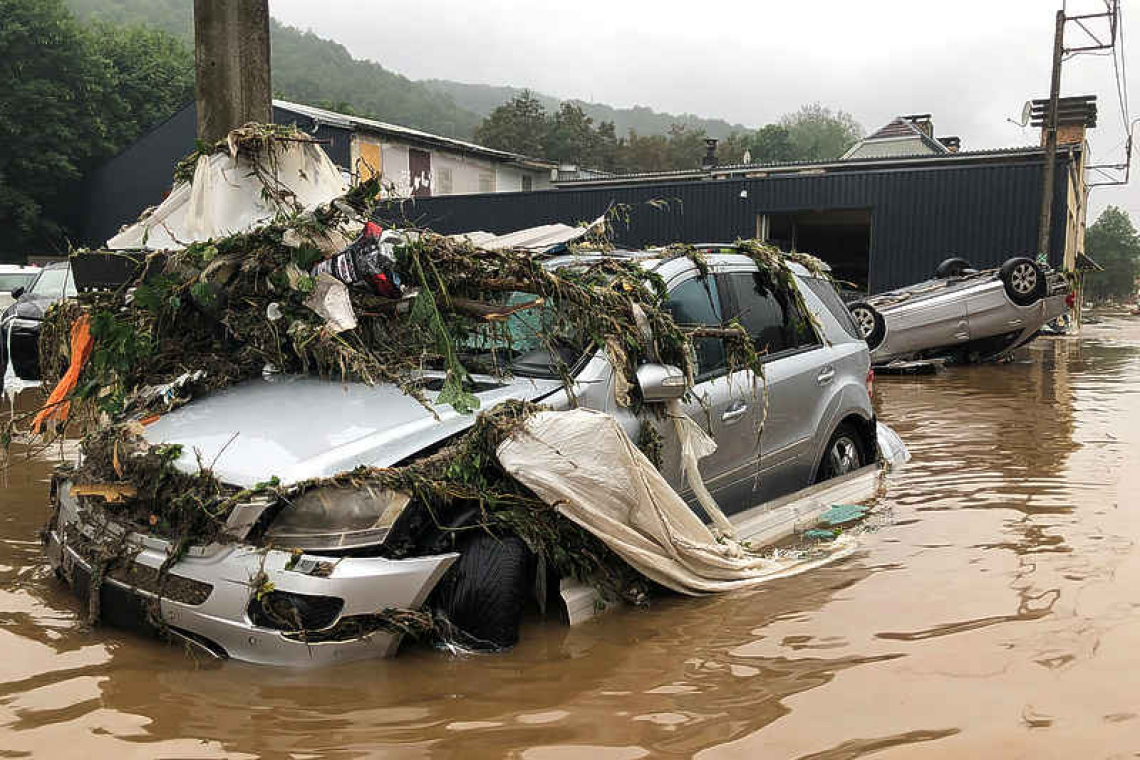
[32, 314, 94, 434]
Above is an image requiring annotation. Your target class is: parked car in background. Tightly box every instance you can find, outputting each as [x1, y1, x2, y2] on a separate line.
[47, 247, 883, 666]
[1, 262, 75, 385]
[847, 256, 1072, 365]
[0, 265, 40, 312]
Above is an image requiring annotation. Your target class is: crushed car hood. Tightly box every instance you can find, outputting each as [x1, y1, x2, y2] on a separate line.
[143, 374, 564, 487]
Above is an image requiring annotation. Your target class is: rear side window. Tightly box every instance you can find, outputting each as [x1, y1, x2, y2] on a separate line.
[721, 273, 819, 356]
[665, 276, 726, 377]
[803, 277, 862, 340]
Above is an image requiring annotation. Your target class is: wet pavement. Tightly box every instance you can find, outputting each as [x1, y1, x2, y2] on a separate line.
[3, 315, 1140, 758]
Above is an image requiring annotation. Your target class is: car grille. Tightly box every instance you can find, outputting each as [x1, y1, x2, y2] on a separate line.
[64, 528, 213, 606]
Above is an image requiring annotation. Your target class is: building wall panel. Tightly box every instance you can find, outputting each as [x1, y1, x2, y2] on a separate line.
[405, 156, 1076, 293]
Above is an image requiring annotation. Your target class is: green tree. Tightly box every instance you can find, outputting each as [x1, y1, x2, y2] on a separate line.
[1084, 206, 1140, 301]
[0, 0, 117, 258]
[0, 0, 194, 259]
[617, 130, 670, 173]
[473, 90, 548, 158]
[544, 102, 602, 166]
[714, 132, 752, 165]
[595, 120, 620, 171]
[88, 21, 193, 148]
[665, 124, 708, 170]
[779, 103, 863, 161]
[750, 123, 800, 163]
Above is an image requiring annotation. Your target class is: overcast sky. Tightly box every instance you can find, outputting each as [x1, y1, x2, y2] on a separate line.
[270, 0, 1136, 224]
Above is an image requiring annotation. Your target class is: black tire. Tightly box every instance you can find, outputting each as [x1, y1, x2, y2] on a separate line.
[1000, 257, 1046, 306]
[847, 301, 886, 350]
[935, 257, 973, 278]
[816, 423, 865, 483]
[432, 532, 531, 650]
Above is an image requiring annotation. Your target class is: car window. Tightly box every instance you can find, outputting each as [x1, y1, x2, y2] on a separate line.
[0, 273, 34, 292]
[665, 275, 726, 377]
[721, 272, 819, 355]
[803, 276, 863, 340]
[29, 267, 77, 298]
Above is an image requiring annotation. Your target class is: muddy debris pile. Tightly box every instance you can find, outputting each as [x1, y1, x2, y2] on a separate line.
[14, 124, 836, 648]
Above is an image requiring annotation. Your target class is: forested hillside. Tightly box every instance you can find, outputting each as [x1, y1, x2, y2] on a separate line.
[421, 80, 751, 140]
[65, 0, 484, 137]
[64, 0, 751, 142]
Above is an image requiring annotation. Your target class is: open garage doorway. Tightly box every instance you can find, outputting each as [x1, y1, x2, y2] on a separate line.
[758, 209, 872, 294]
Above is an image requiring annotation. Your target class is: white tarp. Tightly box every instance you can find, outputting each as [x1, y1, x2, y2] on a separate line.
[449, 216, 607, 252]
[497, 408, 855, 595]
[107, 142, 349, 251]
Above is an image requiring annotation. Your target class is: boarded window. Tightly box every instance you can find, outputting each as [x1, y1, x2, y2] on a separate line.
[357, 141, 382, 183]
[479, 172, 496, 194]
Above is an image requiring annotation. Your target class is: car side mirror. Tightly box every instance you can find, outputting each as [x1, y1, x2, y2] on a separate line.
[636, 363, 688, 402]
[9, 287, 24, 300]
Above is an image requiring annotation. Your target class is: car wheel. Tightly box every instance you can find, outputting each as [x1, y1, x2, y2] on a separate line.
[1000, 257, 1046, 306]
[934, 257, 973, 278]
[847, 302, 886, 349]
[817, 423, 864, 483]
[432, 532, 531, 650]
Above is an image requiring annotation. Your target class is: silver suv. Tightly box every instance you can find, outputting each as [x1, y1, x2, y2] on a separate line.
[46, 247, 876, 666]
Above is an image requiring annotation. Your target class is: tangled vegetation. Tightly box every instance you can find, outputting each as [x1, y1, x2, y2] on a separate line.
[12, 125, 834, 634]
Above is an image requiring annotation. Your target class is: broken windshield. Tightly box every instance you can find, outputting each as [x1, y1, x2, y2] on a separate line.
[466, 291, 587, 379]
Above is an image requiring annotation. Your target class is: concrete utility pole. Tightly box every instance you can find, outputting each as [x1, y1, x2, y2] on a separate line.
[193, 0, 272, 143]
[1037, 9, 1065, 257]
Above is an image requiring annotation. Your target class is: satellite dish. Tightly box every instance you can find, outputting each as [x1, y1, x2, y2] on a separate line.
[1020, 100, 1032, 127]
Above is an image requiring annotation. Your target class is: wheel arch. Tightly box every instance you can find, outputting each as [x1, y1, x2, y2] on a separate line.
[811, 410, 878, 482]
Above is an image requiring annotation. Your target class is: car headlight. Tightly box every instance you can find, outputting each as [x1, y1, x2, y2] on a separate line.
[263, 486, 411, 550]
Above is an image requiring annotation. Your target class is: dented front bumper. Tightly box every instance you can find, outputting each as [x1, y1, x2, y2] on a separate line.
[45, 480, 457, 667]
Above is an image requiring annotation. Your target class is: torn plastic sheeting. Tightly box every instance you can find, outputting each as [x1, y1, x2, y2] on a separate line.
[876, 422, 911, 470]
[107, 141, 348, 251]
[304, 273, 358, 333]
[497, 408, 855, 596]
[448, 216, 607, 252]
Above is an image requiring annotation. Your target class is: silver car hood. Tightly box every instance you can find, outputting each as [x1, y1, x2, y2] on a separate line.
[143, 374, 564, 488]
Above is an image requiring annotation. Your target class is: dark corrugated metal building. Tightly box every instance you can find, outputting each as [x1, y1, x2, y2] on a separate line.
[400, 146, 1083, 294]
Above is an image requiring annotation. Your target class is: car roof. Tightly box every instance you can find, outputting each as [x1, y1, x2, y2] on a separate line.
[541, 245, 817, 279]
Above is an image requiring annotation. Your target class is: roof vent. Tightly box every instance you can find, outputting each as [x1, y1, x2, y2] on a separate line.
[902, 113, 934, 137]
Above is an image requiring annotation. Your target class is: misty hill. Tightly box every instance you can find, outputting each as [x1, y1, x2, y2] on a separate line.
[65, 0, 483, 138]
[65, 0, 751, 142]
[422, 79, 752, 140]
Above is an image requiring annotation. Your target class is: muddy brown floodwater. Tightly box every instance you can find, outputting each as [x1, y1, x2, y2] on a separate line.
[4, 315, 1140, 758]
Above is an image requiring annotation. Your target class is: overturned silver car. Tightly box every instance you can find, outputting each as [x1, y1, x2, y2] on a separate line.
[847, 256, 1072, 365]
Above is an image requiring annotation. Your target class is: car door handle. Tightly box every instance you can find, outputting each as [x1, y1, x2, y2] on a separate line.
[817, 367, 835, 385]
[722, 401, 748, 424]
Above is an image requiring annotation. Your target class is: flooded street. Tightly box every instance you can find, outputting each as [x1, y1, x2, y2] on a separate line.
[4, 316, 1140, 758]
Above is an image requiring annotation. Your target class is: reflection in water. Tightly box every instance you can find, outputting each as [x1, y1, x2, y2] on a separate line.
[4, 320, 1140, 756]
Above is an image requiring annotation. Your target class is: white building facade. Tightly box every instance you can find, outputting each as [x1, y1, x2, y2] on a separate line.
[276, 100, 553, 199]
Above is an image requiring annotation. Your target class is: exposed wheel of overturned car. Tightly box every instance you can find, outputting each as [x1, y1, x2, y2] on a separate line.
[934, 257, 974, 278]
[1000, 257, 1046, 306]
[847, 301, 885, 349]
[816, 422, 865, 483]
[431, 532, 533, 650]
